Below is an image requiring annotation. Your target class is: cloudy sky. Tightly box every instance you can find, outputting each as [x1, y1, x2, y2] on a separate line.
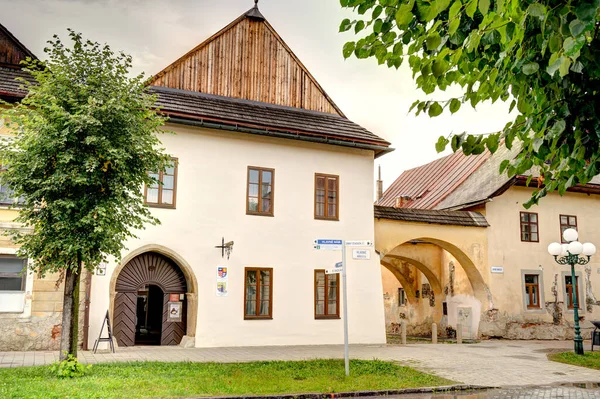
[2, 0, 515, 188]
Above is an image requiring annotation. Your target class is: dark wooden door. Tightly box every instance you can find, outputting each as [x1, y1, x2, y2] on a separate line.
[161, 294, 186, 345]
[114, 252, 187, 346]
[113, 292, 137, 347]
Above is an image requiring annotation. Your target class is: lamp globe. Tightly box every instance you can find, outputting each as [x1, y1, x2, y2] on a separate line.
[548, 242, 563, 256]
[563, 228, 579, 243]
[568, 241, 584, 255]
[583, 243, 597, 256]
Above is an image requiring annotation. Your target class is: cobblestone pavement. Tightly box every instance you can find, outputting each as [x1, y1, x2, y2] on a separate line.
[378, 384, 600, 399]
[2, 340, 600, 388]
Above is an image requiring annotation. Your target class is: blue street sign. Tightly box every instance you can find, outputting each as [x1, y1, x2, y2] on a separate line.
[314, 239, 343, 245]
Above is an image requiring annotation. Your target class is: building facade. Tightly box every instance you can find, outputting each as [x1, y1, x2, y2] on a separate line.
[376, 146, 600, 340]
[0, 6, 391, 350]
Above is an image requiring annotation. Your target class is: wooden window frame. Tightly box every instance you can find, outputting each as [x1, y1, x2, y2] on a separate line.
[144, 157, 178, 209]
[560, 215, 578, 243]
[314, 270, 340, 319]
[244, 267, 273, 320]
[520, 212, 539, 242]
[0, 256, 27, 292]
[524, 274, 540, 309]
[314, 173, 340, 221]
[565, 275, 580, 309]
[246, 167, 275, 217]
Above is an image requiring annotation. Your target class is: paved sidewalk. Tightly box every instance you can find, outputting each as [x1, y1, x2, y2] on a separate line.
[2, 340, 600, 387]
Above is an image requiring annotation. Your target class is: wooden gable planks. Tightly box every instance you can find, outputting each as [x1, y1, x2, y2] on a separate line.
[0, 23, 36, 68]
[151, 10, 343, 115]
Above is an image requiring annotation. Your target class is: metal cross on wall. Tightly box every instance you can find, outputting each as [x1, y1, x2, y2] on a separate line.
[215, 237, 234, 260]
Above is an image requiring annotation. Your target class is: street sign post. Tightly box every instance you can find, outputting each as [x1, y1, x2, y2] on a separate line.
[314, 238, 373, 376]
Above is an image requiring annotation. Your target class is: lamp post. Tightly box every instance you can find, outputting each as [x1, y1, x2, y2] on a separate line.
[548, 228, 596, 355]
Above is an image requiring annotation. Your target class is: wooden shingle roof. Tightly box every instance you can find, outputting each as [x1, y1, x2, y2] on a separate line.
[374, 205, 489, 227]
[152, 86, 392, 156]
[0, 66, 30, 99]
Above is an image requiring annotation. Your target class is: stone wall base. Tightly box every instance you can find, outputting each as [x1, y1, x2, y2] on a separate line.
[0, 313, 62, 351]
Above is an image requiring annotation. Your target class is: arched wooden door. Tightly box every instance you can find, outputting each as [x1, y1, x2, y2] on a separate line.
[114, 252, 187, 346]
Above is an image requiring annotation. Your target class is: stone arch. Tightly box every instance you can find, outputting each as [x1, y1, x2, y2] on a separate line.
[384, 254, 443, 297]
[416, 237, 491, 308]
[109, 244, 198, 344]
[381, 259, 417, 304]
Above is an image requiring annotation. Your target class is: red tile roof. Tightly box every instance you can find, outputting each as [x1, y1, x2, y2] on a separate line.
[378, 150, 491, 209]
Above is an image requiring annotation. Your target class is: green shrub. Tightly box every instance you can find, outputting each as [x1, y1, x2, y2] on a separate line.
[50, 353, 91, 378]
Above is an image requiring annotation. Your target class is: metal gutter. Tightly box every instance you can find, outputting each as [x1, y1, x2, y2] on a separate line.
[167, 116, 394, 158]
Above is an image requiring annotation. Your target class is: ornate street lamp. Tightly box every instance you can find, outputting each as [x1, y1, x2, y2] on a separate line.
[548, 228, 596, 355]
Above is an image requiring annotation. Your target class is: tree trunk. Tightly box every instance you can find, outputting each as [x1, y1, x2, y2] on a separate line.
[59, 254, 82, 360]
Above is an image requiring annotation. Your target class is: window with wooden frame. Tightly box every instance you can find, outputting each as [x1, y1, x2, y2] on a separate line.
[0, 256, 27, 291]
[524, 274, 540, 309]
[560, 215, 577, 243]
[145, 158, 178, 208]
[314, 270, 340, 319]
[244, 268, 273, 319]
[247, 167, 274, 216]
[520, 212, 539, 242]
[565, 275, 580, 309]
[315, 174, 339, 220]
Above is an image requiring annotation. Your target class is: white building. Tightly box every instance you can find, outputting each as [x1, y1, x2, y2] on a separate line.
[86, 5, 391, 348]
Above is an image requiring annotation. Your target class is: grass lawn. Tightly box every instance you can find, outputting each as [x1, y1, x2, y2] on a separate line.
[548, 351, 600, 370]
[0, 359, 453, 399]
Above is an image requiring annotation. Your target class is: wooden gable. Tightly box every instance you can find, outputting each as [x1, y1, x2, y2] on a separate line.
[0, 23, 36, 68]
[151, 7, 344, 116]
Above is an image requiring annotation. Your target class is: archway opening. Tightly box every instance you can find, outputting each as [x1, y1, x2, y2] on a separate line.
[113, 251, 188, 346]
[135, 284, 164, 345]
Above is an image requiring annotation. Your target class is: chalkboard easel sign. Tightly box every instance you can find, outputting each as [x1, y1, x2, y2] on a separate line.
[93, 310, 115, 353]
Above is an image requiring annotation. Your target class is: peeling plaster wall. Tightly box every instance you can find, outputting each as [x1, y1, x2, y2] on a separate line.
[483, 186, 600, 339]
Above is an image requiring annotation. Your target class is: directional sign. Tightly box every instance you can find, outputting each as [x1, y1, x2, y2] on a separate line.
[326, 262, 343, 274]
[352, 249, 371, 260]
[314, 239, 342, 245]
[314, 239, 343, 251]
[345, 240, 373, 247]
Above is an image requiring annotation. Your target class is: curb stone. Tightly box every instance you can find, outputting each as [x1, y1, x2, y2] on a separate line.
[191, 384, 497, 399]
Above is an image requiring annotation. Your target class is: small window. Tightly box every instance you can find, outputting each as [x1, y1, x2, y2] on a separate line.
[315, 174, 339, 220]
[565, 275, 580, 309]
[315, 270, 339, 319]
[524, 274, 540, 309]
[0, 257, 27, 291]
[144, 158, 178, 208]
[244, 268, 273, 319]
[560, 215, 577, 243]
[247, 167, 274, 216]
[398, 288, 406, 306]
[520, 212, 539, 242]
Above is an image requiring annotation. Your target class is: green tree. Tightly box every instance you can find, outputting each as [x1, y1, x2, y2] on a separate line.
[340, 0, 600, 207]
[0, 30, 171, 359]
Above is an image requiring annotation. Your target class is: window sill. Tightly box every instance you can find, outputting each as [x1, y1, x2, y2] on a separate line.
[246, 211, 274, 217]
[244, 316, 273, 320]
[315, 217, 339, 221]
[524, 308, 546, 314]
[315, 316, 341, 320]
[145, 203, 176, 209]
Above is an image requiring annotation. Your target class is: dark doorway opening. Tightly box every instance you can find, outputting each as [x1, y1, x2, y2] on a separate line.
[135, 284, 164, 345]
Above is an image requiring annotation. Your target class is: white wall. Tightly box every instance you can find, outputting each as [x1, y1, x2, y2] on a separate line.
[88, 123, 387, 348]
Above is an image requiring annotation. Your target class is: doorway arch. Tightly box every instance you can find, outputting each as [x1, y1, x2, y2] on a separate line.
[111, 248, 196, 346]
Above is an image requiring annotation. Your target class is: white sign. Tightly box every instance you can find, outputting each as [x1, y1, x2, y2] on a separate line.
[345, 240, 373, 247]
[352, 249, 371, 260]
[491, 266, 504, 273]
[326, 261, 343, 274]
[314, 244, 342, 251]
